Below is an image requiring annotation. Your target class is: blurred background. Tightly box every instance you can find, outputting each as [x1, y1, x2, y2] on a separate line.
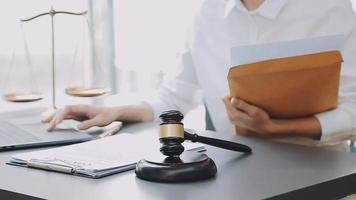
[0, 0, 204, 128]
[0, 0, 355, 129]
[0, 0, 201, 97]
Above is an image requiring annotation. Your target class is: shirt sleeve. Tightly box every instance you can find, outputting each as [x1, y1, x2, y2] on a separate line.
[315, 19, 356, 144]
[142, 6, 206, 121]
[146, 49, 201, 121]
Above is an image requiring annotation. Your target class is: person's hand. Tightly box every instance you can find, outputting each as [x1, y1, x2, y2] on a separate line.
[223, 96, 276, 138]
[42, 105, 119, 131]
[222, 96, 322, 139]
[42, 103, 154, 132]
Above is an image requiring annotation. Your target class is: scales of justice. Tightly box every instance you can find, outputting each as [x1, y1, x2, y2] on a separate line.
[3, 7, 109, 111]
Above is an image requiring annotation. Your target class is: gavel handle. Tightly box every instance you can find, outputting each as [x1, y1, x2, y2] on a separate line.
[184, 132, 252, 153]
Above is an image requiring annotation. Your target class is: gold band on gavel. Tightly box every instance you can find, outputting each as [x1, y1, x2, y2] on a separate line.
[159, 124, 184, 139]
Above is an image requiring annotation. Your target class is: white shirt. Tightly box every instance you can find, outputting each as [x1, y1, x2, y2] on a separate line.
[148, 0, 356, 149]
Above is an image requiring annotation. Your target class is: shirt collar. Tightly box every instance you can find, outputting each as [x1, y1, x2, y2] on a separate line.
[224, 0, 288, 19]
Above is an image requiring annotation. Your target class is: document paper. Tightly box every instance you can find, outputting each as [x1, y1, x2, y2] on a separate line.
[9, 133, 205, 178]
[230, 35, 347, 66]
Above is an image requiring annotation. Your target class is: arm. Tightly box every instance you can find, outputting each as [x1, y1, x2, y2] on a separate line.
[144, 19, 202, 120]
[223, 2, 356, 141]
[223, 96, 321, 139]
[269, 117, 321, 139]
[147, 50, 201, 120]
[314, 3, 356, 143]
[42, 103, 154, 131]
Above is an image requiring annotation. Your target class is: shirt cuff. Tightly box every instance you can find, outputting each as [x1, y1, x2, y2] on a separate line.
[315, 108, 353, 143]
[142, 90, 175, 122]
[144, 99, 171, 122]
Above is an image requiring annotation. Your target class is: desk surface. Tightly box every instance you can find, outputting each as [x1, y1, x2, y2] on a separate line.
[1, 122, 356, 200]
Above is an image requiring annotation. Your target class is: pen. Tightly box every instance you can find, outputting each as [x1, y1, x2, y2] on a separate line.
[97, 125, 122, 139]
[28, 160, 74, 174]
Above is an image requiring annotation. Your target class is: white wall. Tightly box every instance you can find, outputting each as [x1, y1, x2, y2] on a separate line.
[352, 0, 356, 10]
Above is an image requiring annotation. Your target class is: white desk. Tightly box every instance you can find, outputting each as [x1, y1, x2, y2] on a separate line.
[0, 121, 356, 200]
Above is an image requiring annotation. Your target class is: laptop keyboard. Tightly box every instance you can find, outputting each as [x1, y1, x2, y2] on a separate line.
[0, 121, 41, 145]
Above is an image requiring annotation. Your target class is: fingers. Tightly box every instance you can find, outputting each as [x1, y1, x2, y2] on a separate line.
[41, 113, 55, 123]
[230, 97, 259, 117]
[41, 111, 74, 124]
[77, 115, 108, 130]
[44, 105, 93, 132]
[46, 107, 73, 132]
[223, 96, 273, 137]
[223, 96, 250, 123]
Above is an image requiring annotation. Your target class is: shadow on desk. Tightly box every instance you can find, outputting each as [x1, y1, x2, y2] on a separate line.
[0, 189, 44, 200]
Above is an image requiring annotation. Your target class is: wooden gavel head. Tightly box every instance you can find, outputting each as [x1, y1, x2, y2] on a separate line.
[159, 110, 185, 157]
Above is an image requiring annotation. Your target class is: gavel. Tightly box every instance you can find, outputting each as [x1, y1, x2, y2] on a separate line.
[159, 110, 252, 157]
[135, 110, 252, 182]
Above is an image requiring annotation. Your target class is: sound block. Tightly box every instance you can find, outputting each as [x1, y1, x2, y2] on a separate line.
[135, 152, 217, 182]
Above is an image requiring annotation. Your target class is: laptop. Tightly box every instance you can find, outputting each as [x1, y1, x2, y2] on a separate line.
[0, 108, 93, 151]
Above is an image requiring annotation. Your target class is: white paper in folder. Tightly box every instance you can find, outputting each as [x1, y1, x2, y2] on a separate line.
[230, 35, 347, 66]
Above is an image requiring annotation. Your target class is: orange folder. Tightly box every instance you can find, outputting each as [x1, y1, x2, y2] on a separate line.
[227, 51, 343, 120]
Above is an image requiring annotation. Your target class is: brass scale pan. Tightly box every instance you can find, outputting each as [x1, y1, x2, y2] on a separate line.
[4, 87, 107, 102]
[65, 87, 108, 97]
[3, 93, 43, 103]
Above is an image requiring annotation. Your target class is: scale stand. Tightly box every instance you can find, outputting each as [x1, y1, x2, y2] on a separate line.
[21, 7, 87, 111]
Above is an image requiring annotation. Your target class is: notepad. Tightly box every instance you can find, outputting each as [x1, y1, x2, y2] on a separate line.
[8, 133, 205, 178]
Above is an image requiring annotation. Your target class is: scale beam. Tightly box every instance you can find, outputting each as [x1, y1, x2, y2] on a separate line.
[20, 7, 87, 109]
[21, 10, 88, 22]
